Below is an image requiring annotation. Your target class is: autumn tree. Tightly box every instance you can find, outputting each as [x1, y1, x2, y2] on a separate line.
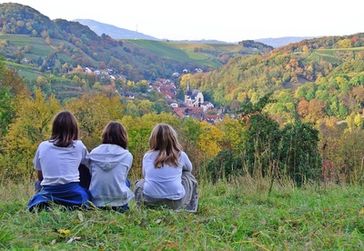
[1, 89, 60, 179]
[65, 94, 125, 149]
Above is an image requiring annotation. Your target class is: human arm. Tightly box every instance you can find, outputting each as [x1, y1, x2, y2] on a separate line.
[126, 152, 133, 173]
[33, 145, 43, 191]
[181, 152, 193, 172]
[33, 145, 43, 180]
[80, 142, 90, 167]
[141, 153, 148, 178]
[37, 170, 43, 181]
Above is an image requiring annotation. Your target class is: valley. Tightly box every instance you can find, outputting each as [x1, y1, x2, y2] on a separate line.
[0, 2, 363, 250]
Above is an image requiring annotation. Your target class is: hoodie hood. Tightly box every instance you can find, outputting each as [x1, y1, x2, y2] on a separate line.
[89, 144, 131, 171]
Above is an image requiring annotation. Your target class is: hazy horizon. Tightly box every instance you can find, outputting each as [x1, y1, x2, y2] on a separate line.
[0, 0, 363, 42]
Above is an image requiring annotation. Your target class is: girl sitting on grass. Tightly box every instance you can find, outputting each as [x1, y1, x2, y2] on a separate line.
[135, 123, 198, 212]
[27, 111, 90, 211]
[88, 121, 134, 212]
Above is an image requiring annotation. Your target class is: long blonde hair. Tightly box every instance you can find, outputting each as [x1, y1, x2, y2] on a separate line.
[149, 123, 182, 168]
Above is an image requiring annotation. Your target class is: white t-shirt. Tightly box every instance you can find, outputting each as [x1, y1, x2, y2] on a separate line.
[33, 140, 89, 186]
[142, 151, 192, 200]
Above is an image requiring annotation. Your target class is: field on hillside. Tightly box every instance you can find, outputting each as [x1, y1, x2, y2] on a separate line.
[126, 40, 221, 68]
[1, 179, 363, 250]
[126, 40, 252, 68]
[0, 34, 97, 65]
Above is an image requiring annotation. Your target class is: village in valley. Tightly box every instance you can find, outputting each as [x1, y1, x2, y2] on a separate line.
[149, 72, 224, 123]
[64, 65, 223, 123]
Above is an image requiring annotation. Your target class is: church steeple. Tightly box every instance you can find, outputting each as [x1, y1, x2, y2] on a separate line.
[186, 81, 192, 96]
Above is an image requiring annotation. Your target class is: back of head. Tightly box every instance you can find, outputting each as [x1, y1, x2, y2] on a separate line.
[50, 111, 79, 147]
[102, 121, 128, 149]
[149, 123, 182, 168]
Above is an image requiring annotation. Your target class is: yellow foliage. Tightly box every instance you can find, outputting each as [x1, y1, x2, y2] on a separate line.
[336, 39, 352, 48]
[2, 89, 60, 178]
[217, 117, 246, 153]
[360, 207, 364, 216]
[345, 112, 363, 132]
[197, 121, 223, 160]
[57, 228, 71, 237]
[65, 94, 125, 149]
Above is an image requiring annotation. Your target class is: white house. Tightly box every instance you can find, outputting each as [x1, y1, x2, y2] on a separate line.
[184, 83, 204, 107]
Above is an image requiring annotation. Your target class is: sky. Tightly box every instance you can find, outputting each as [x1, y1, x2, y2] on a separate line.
[1, 0, 363, 42]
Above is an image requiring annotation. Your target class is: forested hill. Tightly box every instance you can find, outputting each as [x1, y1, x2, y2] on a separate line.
[181, 33, 364, 120]
[0, 3, 272, 81]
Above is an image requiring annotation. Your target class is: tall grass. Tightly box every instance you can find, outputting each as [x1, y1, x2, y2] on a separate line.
[0, 178, 363, 250]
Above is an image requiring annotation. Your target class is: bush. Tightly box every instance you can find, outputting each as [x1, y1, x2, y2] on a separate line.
[207, 150, 243, 182]
[279, 122, 321, 185]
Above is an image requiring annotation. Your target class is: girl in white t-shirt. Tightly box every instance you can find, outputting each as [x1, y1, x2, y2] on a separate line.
[135, 123, 198, 212]
[27, 111, 90, 211]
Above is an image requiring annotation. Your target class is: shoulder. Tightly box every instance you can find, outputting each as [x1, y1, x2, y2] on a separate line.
[37, 140, 52, 149]
[180, 151, 191, 162]
[143, 150, 156, 160]
[74, 140, 87, 149]
[124, 149, 133, 160]
[180, 151, 189, 159]
[89, 144, 103, 154]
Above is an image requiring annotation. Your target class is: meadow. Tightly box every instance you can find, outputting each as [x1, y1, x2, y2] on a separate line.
[1, 178, 363, 250]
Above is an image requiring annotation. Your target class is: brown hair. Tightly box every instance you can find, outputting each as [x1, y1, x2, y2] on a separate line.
[149, 123, 182, 168]
[50, 111, 79, 147]
[102, 121, 128, 149]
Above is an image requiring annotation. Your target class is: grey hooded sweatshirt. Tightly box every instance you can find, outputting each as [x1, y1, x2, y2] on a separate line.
[88, 144, 134, 207]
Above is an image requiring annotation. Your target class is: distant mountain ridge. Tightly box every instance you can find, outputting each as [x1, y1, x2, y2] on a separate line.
[170, 39, 229, 44]
[75, 19, 158, 40]
[255, 37, 313, 48]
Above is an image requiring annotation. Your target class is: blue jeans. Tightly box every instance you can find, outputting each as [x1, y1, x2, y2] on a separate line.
[28, 182, 90, 212]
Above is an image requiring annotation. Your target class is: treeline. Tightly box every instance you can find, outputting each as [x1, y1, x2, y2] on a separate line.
[2, 61, 363, 185]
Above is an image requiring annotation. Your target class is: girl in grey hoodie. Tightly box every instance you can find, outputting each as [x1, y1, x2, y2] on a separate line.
[88, 121, 134, 212]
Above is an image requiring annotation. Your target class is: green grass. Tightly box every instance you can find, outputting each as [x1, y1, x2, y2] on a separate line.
[317, 47, 364, 52]
[0, 33, 55, 57]
[0, 178, 363, 250]
[126, 40, 248, 68]
[127, 40, 192, 62]
[310, 47, 364, 65]
[309, 51, 342, 65]
[5, 60, 44, 81]
[0, 34, 97, 67]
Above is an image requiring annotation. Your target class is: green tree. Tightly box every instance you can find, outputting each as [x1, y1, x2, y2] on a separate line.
[279, 121, 321, 185]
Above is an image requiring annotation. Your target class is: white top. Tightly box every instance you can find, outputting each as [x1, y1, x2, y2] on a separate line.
[33, 140, 88, 186]
[88, 144, 134, 207]
[143, 150, 192, 200]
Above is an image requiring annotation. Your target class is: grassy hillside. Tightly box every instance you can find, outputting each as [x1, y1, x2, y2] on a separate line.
[0, 179, 363, 249]
[127, 40, 271, 68]
[3, 59, 84, 100]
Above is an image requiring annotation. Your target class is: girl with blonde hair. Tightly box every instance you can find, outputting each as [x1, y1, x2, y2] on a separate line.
[135, 123, 198, 212]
